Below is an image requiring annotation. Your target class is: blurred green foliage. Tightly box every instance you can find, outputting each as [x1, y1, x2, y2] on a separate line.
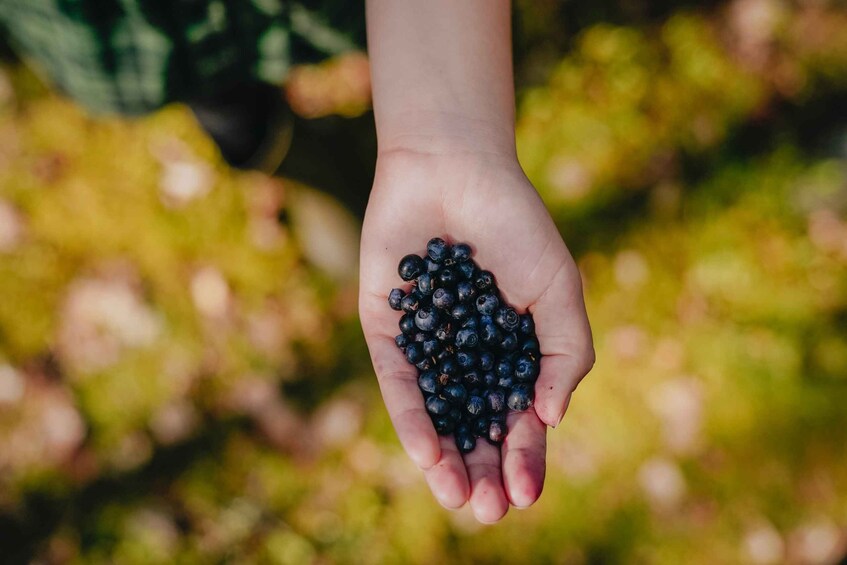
[2, 1, 847, 563]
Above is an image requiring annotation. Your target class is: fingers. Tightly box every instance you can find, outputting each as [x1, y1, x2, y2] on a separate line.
[531, 262, 595, 427]
[464, 441, 509, 523]
[365, 331, 442, 469]
[502, 410, 547, 508]
[424, 435, 470, 509]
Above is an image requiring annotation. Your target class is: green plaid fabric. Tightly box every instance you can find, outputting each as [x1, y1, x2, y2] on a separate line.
[0, 0, 365, 115]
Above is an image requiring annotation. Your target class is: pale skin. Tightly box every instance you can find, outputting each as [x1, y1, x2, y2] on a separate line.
[359, 0, 595, 523]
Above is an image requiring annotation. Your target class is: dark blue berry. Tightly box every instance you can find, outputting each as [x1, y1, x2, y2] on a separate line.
[415, 357, 435, 371]
[466, 396, 485, 416]
[456, 350, 477, 369]
[399, 313, 416, 335]
[450, 303, 472, 321]
[460, 317, 478, 331]
[422, 338, 440, 357]
[398, 254, 425, 281]
[401, 293, 420, 313]
[415, 307, 440, 332]
[433, 416, 454, 435]
[472, 417, 489, 437]
[438, 268, 457, 287]
[444, 383, 467, 404]
[438, 356, 459, 377]
[488, 420, 507, 444]
[494, 307, 520, 332]
[425, 257, 441, 273]
[451, 243, 472, 263]
[448, 407, 463, 423]
[395, 334, 409, 349]
[483, 372, 497, 387]
[427, 237, 450, 263]
[479, 320, 501, 346]
[456, 260, 476, 280]
[432, 288, 456, 310]
[426, 395, 450, 416]
[478, 351, 494, 371]
[475, 293, 499, 315]
[435, 322, 455, 342]
[500, 332, 519, 352]
[514, 355, 539, 382]
[495, 358, 513, 380]
[413, 332, 428, 342]
[507, 384, 534, 411]
[463, 371, 481, 386]
[416, 272, 435, 295]
[405, 342, 424, 364]
[519, 314, 535, 336]
[455, 432, 476, 453]
[473, 270, 495, 291]
[485, 389, 506, 413]
[418, 371, 439, 394]
[456, 281, 476, 303]
[388, 288, 405, 311]
[520, 336, 540, 354]
[497, 376, 514, 388]
[455, 328, 479, 349]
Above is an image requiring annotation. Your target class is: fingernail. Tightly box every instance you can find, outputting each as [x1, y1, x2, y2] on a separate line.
[552, 409, 565, 429]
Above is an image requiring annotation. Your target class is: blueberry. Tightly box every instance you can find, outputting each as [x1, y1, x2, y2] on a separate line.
[482, 372, 497, 387]
[448, 407, 464, 423]
[425, 395, 450, 416]
[413, 332, 428, 342]
[497, 376, 514, 388]
[455, 328, 479, 349]
[507, 383, 534, 411]
[398, 254, 425, 281]
[485, 389, 506, 413]
[435, 322, 455, 343]
[425, 257, 441, 273]
[418, 371, 439, 394]
[463, 371, 481, 386]
[494, 307, 520, 332]
[479, 320, 502, 346]
[520, 336, 540, 355]
[436, 345, 455, 360]
[473, 270, 495, 291]
[432, 288, 456, 310]
[415, 307, 440, 332]
[438, 356, 459, 377]
[451, 243, 472, 263]
[433, 416, 454, 435]
[466, 396, 485, 416]
[495, 358, 513, 380]
[388, 288, 405, 311]
[444, 383, 467, 404]
[427, 237, 450, 263]
[401, 293, 420, 313]
[469, 418, 486, 437]
[519, 314, 535, 336]
[478, 351, 494, 371]
[500, 332, 519, 352]
[514, 355, 539, 382]
[415, 357, 435, 371]
[422, 338, 440, 357]
[456, 281, 476, 303]
[394, 334, 409, 349]
[405, 342, 424, 364]
[456, 350, 478, 370]
[488, 420, 507, 444]
[455, 432, 476, 453]
[450, 303, 472, 321]
[456, 260, 476, 280]
[399, 313, 416, 335]
[438, 268, 457, 287]
[475, 293, 499, 315]
[416, 272, 435, 295]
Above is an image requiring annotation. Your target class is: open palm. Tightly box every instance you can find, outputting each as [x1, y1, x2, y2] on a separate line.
[359, 150, 594, 523]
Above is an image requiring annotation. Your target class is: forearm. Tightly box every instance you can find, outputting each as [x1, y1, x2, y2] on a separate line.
[366, 0, 516, 158]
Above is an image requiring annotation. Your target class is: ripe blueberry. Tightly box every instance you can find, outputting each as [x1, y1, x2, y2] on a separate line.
[507, 384, 534, 411]
[494, 307, 520, 332]
[399, 313, 416, 335]
[418, 371, 439, 394]
[475, 293, 499, 315]
[444, 383, 467, 404]
[432, 288, 456, 310]
[456, 281, 476, 303]
[398, 254, 425, 281]
[473, 270, 495, 291]
[451, 243, 472, 263]
[416, 272, 435, 295]
[425, 395, 450, 416]
[514, 355, 539, 382]
[485, 389, 506, 413]
[488, 420, 507, 444]
[455, 432, 476, 453]
[450, 303, 472, 321]
[405, 342, 424, 364]
[466, 396, 485, 416]
[427, 237, 450, 263]
[395, 334, 409, 349]
[456, 260, 476, 280]
[388, 288, 405, 311]
[519, 314, 535, 336]
[433, 416, 454, 435]
[455, 328, 479, 349]
[415, 307, 440, 332]
[456, 350, 477, 370]
[438, 268, 457, 287]
[400, 293, 420, 313]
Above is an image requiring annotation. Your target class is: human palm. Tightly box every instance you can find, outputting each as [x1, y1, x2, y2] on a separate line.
[359, 151, 594, 523]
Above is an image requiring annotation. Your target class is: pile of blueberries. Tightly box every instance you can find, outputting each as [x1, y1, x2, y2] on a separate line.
[388, 237, 542, 454]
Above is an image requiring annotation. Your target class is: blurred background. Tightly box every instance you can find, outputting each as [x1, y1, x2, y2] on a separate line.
[1, 0, 847, 563]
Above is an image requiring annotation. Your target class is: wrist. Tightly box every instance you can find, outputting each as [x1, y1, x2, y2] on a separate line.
[375, 110, 517, 161]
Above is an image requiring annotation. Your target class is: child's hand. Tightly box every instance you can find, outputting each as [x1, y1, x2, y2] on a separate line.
[359, 149, 595, 523]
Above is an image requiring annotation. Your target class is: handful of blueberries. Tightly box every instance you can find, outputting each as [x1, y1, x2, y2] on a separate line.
[388, 237, 542, 454]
